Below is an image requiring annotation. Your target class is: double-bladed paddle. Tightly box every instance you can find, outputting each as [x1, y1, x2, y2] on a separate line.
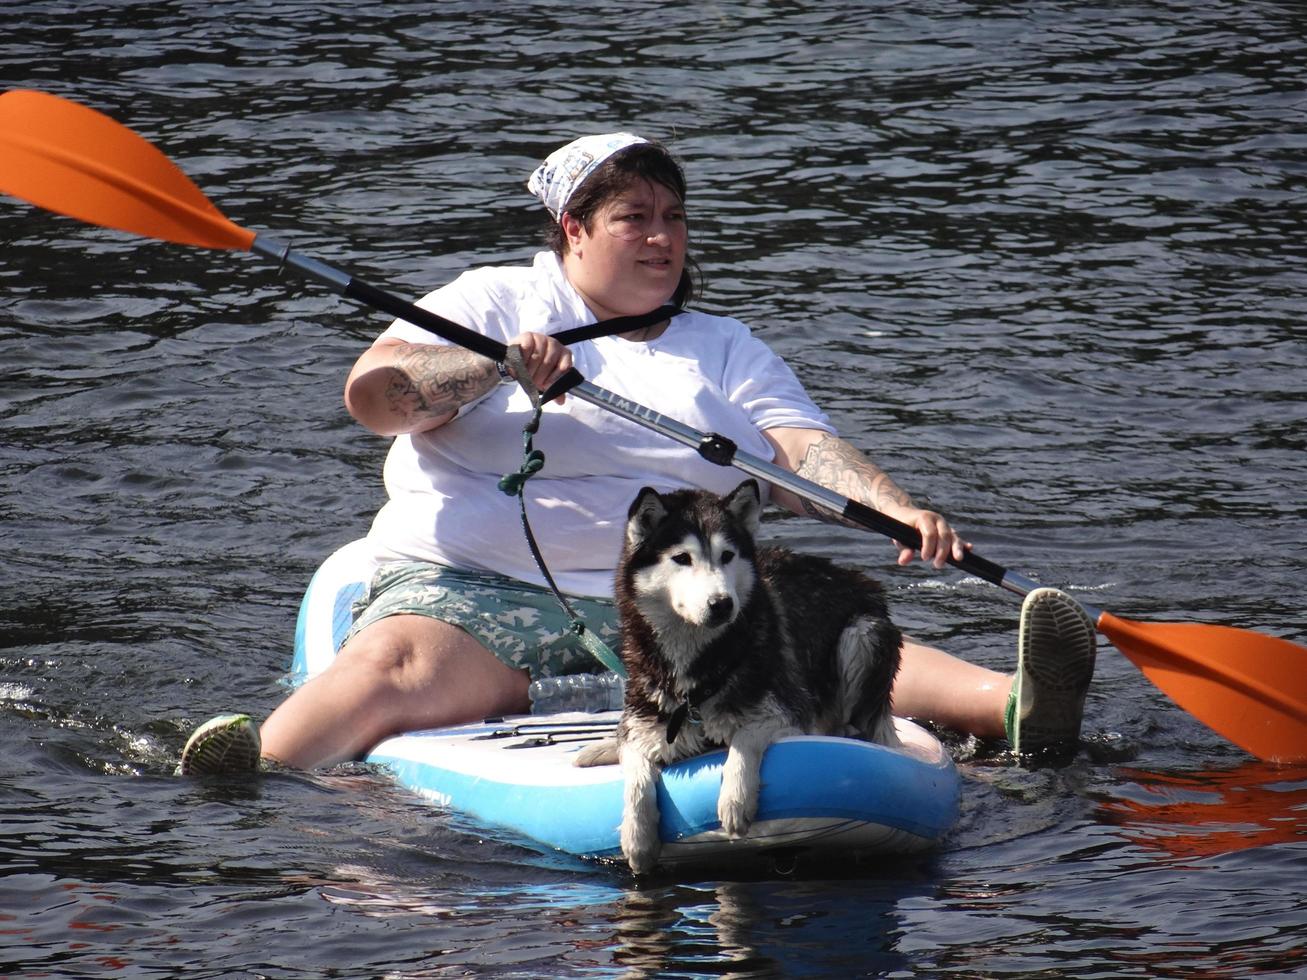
[3, 88, 1304, 763]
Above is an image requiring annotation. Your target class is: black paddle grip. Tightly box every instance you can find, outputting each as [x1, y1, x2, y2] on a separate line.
[843, 500, 1009, 587]
[344, 278, 508, 364]
[541, 368, 585, 403]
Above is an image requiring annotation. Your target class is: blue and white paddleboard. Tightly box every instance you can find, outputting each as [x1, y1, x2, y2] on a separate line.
[292, 539, 961, 868]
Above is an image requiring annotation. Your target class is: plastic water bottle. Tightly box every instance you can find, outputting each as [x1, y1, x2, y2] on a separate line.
[528, 671, 626, 714]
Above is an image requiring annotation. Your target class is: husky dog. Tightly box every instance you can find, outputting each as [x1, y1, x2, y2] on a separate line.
[607, 478, 902, 874]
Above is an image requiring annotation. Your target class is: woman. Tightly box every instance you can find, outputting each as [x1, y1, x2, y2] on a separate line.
[181, 133, 1095, 774]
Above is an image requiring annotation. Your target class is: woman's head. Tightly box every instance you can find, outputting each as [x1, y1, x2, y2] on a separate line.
[528, 134, 697, 310]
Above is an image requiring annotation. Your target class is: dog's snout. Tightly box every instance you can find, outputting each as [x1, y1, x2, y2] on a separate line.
[706, 594, 735, 625]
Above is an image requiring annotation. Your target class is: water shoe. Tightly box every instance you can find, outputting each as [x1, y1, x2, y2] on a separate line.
[1005, 588, 1097, 755]
[177, 713, 262, 776]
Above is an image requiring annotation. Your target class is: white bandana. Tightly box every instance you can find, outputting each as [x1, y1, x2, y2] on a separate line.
[527, 132, 648, 220]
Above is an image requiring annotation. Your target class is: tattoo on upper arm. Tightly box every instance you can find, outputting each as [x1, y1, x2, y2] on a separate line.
[793, 433, 913, 524]
[387, 345, 495, 424]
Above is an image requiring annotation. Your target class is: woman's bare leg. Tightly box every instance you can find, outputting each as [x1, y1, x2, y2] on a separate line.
[259, 614, 530, 770]
[892, 637, 1010, 738]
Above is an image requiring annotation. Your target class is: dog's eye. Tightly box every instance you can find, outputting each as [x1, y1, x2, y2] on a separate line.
[671, 552, 692, 566]
[720, 550, 735, 564]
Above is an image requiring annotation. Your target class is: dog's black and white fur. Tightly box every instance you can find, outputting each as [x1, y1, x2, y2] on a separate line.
[601, 478, 902, 874]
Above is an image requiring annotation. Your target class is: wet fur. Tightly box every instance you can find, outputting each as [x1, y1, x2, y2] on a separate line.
[591, 479, 902, 874]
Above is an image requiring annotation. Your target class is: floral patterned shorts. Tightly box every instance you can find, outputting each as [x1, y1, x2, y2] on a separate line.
[344, 561, 621, 680]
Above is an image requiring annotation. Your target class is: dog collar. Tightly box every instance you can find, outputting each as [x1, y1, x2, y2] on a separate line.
[664, 653, 740, 744]
[665, 699, 703, 744]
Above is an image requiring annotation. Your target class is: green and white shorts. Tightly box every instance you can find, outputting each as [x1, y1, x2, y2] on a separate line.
[344, 561, 621, 680]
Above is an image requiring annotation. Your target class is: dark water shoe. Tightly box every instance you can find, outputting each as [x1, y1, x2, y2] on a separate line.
[1005, 588, 1097, 755]
[177, 713, 262, 776]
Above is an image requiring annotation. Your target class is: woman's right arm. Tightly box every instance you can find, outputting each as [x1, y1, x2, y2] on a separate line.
[344, 339, 498, 436]
[343, 332, 575, 436]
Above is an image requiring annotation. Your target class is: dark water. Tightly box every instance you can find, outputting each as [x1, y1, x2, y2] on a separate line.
[3, 1, 1306, 976]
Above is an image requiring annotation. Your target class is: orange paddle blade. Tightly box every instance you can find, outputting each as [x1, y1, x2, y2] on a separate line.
[1098, 611, 1307, 764]
[0, 89, 254, 250]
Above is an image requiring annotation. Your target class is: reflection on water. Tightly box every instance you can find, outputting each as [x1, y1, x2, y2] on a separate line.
[1100, 762, 1307, 860]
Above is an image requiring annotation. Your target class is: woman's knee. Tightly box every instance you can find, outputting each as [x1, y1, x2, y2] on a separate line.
[342, 613, 530, 721]
[337, 614, 468, 688]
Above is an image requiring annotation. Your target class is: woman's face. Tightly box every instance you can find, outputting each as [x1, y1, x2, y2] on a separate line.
[561, 178, 687, 319]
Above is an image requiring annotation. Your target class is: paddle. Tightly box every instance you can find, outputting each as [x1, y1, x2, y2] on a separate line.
[4, 88, 1305, 763]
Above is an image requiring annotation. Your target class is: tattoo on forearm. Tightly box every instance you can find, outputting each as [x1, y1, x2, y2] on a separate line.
[387, 345, 496, 423]
[793, 434, 914, 526]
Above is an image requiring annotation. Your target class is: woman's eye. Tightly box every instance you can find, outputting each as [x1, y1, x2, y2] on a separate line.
[671, 553, 692, 566]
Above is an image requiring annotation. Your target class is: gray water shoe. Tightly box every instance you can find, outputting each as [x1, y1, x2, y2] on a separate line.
[177, 713, 262, 776]
[1005, 588, 1097, 755]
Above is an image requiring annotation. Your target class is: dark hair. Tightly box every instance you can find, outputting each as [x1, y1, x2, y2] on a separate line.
[546, 141, 700, 307]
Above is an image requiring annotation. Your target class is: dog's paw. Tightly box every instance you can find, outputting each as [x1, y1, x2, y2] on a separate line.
[573, 737, 619, 768]
[621, 817, 662, 874]
[717, 788, 757, 839]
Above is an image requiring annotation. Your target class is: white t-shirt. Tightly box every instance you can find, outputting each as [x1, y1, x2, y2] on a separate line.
[364, 250, 834, 598]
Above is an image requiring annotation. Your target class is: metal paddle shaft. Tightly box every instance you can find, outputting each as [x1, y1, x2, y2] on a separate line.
[251, 235, 1034, 593]
[570, 380, 1044, 594]
[252, 236, 504, 362]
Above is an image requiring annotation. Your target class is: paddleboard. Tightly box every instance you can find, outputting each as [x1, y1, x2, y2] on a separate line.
[292, 539, 961, 868]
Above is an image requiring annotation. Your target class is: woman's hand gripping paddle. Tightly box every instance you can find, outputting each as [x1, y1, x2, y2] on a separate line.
[4, 88, 1305, 763]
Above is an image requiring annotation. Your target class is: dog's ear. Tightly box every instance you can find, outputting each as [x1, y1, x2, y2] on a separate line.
[724, 479, 762, 535]
[626, 487, 668, 549]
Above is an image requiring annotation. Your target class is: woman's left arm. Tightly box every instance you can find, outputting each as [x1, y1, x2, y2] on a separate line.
[763, 427, 969, 569]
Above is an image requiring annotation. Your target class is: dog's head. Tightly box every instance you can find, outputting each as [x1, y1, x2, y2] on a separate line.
[621, 479, 761, 631]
